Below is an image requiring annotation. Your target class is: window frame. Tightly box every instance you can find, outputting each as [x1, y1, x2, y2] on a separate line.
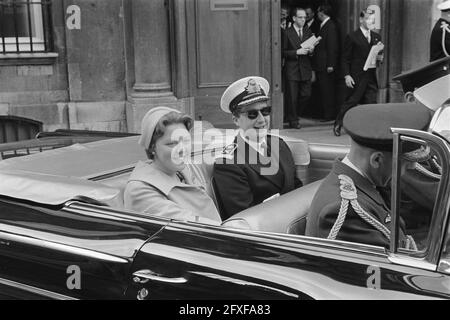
[389, 128, 450, 271]
[0, 0, 56, 65]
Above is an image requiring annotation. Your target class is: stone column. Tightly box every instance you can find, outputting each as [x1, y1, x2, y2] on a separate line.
[126, 0, 181, 133]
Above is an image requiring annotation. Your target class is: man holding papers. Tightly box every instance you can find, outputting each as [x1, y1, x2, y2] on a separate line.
[333, 8, 383, 137]
[283, 7, 318, 129]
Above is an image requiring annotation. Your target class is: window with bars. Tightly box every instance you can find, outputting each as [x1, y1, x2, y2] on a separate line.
[0, 0, 53, 53]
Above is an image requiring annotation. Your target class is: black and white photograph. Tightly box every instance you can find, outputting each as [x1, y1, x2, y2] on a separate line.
[0, 0, 449, 303]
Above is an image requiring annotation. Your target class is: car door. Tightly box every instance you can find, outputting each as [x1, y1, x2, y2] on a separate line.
[0, 199, 166, 299]
[125, 130, 450, 300]
[125, 222, 450, 300]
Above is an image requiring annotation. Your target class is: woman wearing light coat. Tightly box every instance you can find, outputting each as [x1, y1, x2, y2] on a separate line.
[124, 107, 221, 225]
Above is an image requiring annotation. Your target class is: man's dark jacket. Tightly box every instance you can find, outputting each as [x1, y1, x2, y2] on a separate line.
[307, 18, 321, 37]
[305, 160, 408, 248]
[312, 19, 340, 72]
[283, 25, 313, 81]
[213, 134, 302, 220]
[342, 28, 382, 84]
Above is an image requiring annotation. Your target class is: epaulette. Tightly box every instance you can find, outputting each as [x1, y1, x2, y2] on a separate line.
[223, 143, 237, 155]
[328, 174, 392, 242]
[338, 174, 358, 200]
[214, 143, 237, 161]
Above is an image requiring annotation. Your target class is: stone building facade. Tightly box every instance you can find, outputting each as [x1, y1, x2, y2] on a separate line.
[0, 0, 443, 133]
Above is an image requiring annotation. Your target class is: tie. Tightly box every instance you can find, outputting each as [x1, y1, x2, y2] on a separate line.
[366, 32, 371, 44]
[260, 141, 268, 157]
[299, 29, 303, 40]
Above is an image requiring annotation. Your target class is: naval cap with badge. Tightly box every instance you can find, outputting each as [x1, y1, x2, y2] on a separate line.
[220, 76, 270, 114]
[344, 103, 432, 161]
[393, 56, 450, 112]
[438, 0, 450, 11]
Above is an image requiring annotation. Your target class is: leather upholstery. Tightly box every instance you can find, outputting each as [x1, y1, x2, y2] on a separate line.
[221, 179, 323, 235]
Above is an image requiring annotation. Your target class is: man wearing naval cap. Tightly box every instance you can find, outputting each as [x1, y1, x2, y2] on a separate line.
[213, 76, 302, 220]
[305, 103, 431, 249]
[393, 56, 450, 113]
[430, 0, 450, 61]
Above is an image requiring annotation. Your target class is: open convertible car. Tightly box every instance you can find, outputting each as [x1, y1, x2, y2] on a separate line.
[0, 109, 449, 300]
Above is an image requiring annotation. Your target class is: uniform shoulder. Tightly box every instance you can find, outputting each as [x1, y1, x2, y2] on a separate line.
[214, 143, 237, 162]
[309, 170, 342, 203]
[267, 134, 289, 147]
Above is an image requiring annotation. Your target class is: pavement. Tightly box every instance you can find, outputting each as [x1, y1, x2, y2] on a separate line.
[281, 117, 351, 146]
[196, 118, 351, 146]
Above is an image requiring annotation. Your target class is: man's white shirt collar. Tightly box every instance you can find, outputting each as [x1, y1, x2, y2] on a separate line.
[360, 27, 370, 39]
[307, 19, 314, 28]
[320, 17, 330, 28]
[239, 131, 267, 156]
[342, 156, 376, 187]
[342, 156, 365, 178]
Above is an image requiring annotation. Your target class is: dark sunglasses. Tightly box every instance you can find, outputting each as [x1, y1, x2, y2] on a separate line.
[241, 107, 272, 120]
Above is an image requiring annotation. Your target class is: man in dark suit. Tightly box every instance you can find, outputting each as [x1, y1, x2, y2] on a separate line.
[305, 103, 431, 249]
[213, 77, 302, 220]
[313, 4, 340, 121]
[333, 9, 382, 136]
[283, 7, 315, 129]
[281, 5, 293, 126]
[430, 0, 450, 61]
[303, 5, 321, 120]
[305, 5, 320, 36]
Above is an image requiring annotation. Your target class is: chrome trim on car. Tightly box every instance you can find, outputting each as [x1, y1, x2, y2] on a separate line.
[162, 222, 388, 260]
[437, 259, 450, 274]
[87, 166, 135, 181]
[64, 202, 170, 227]
[387, 254, 437, 272]
[133, 269, 187, 284]
[189, 271, 299, 298]
[390, 132, 403, 253]
[66, 196, 388, 262]
[391, 128, 450, 268]
[0, 231, 129, 264]
[0, 277, 78, 300]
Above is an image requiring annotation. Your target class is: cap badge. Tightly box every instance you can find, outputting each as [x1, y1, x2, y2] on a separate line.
[245, 79, 263, 95]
